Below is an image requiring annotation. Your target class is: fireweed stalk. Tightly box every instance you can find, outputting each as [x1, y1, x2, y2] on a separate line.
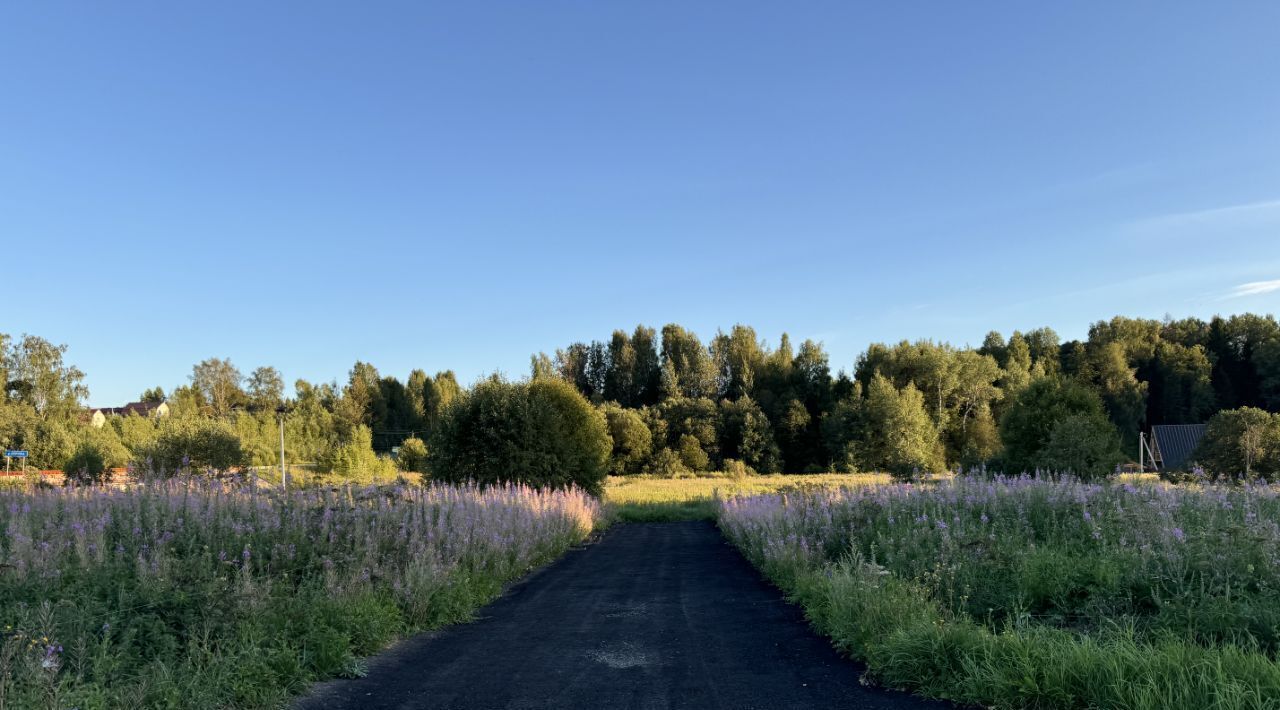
[718, 475, 1280, 709]
[0, 481, 599, 708]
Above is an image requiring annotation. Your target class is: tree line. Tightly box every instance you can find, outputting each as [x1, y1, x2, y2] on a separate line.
[2, 312, 1278, 484]
[532, 315, 1280, 478]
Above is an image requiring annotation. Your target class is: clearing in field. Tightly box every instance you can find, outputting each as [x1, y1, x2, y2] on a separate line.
[603, 471, 894, 521]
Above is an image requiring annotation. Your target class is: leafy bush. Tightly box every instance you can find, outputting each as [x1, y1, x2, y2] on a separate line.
[427, 377, 612, 495]
[397, 436, 428, 472]
[134, 417, 246, 475]
[999, 377, 1113, 473]
[63, 442, 108, 485]
[320, 425, 398, 482]
[1038, 412, 1124, 480]
[648, 447, 687, 476]
[677, 434, 710, 472]
[600, 403, 652, 474]
[717, 397, 780, 474]
[722, 458, 751, 478]
[1194, 407, 1280, 480]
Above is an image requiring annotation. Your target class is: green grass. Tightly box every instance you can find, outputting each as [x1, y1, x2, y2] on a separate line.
[603, 472, 894, 522]
[719, 476, 1280, 709]
[0, 482, 598, 709]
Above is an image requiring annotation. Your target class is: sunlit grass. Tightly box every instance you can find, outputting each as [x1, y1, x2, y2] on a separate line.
[719, 475, 1280, 709]
[603, 472, 897, 522]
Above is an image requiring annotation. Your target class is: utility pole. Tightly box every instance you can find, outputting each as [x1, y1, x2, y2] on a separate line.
[277, 405, 288, 491]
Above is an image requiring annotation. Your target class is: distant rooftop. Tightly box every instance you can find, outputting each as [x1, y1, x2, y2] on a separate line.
[1151, 424, 1207, 472]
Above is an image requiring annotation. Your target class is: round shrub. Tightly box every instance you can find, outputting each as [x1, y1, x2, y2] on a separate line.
[427, 377, 611, 495]
[600, 403, 652, 475]
[648, 447, 687, 476]
[1195, 407, 1280, 480]
[321, 425, 399, 483]
[397, 436, 428, 473]
[1038, 412, 1124, 481]
[135, 417, 246, 476]
[677, 434, 710, 472]
[64, 442, 109, 486]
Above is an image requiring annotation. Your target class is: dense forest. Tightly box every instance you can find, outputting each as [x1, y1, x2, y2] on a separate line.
[532, 315, 1280, 476]
[1, 313, 1278, 480]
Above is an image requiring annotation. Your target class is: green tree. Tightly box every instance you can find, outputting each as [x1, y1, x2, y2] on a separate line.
[166, 385, 206, 418]
[630, 325, 663, 406]
[660, 324, 718, 399]
[600, 403, 652, 474]
[335, 361, 383, 435]
[397, 436, 428, 472]
[405, 368, 430, 429]
[604, 330, 637, 406]
[427, 377, 611, 494]
[656, 397, 719, 465]
[1205, 314, 1280, 409]
[1024, 327, 1062, 374]
[246, 366, 284, 412]
[2, 334, 88, 419]
[821, 389, 863, 472]
[1195, 407, 1280, 480]
[190, 358, 245, 416]
[139, 386, 166, 404]
[1150, 342, 1215, 424]
[946, 350, 1003, 463]
[717, 396, 780, 473]
[112, 411, 158, 462]
[286, 380, 337, 463]
[79, 418, 130, 467]
[0, 333, 8, 404]
[1089, 341, 1148, 447]
[136, 417, 246, 476]
[858, 375, 943, 479]
[421, 370, 461, 434]
[677, 434, 711, 472]
[232, 411, 277, 466]
[711, 325, 766, 400]
[321, 424, 397, 481]
[64, 441, 109, 486]
[956, 406, 1001, 468]
[1255, 339, 1280, 412]
[999, 377, 1112, 474]
[1038, 412, 1124, 480]
[530, 353, 557, 380]
[1001, 332, 1033, 396]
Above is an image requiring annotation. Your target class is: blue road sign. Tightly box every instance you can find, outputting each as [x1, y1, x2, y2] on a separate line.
[4, 450, 28, 458]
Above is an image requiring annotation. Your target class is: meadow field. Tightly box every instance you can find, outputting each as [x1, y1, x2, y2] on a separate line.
[719, 475, 1280, 709]
[0, 481, 599, 709]
[603, 472, 895, 521]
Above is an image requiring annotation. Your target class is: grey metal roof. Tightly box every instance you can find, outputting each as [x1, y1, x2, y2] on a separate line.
[1152, 424, 1207, 471]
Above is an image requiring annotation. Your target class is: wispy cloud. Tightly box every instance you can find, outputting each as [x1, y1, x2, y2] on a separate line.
[1226, 279, 1280, 299]
[1130, 198, 1280, 234]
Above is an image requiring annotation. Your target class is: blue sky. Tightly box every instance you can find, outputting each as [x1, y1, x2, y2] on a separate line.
[2, 2, 1279, 406]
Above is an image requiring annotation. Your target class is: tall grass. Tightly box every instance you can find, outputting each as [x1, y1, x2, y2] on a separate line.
[0, 481, 599, 709]
[718, 476, 1280, 709]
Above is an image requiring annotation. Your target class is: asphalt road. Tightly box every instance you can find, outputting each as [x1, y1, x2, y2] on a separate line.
[295, 521, 952, 710]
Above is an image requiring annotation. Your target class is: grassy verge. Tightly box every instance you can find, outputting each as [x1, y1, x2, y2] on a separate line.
[0, 482, 599, 709]
[760, 555, 1280, 709]
[718, 478, 1280, 710]
[603, 472, 894, 522]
